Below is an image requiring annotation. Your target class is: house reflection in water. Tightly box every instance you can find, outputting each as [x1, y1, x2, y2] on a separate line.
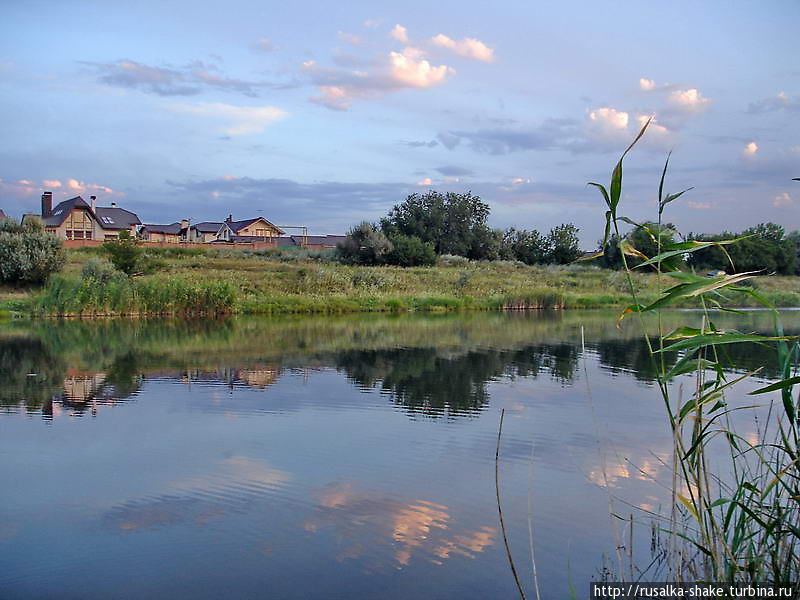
[43, 363, 286, 418]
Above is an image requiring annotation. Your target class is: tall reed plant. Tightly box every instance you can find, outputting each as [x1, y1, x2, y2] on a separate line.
[589, 119, 800, 583]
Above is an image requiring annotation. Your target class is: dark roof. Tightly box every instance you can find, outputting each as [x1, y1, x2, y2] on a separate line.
[0, 209, 7, 219]
[43, 196, 92, 227]
[41, 196, 141, 230]
[94, 206, 141, 230]
[142, 222, 182, 234]
[273, 236, 298, 247]
[192, 221, 223, 233]
[226, 217, 285, 235]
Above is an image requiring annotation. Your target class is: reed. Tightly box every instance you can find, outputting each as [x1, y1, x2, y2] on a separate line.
[588, 119, 800, 584]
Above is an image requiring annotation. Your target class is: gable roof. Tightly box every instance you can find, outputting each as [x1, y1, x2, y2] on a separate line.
[0, 209, 7, 219]
[225, 217, 284, 235]
[142, 222, 182, 234]
[41, 196, 141, 230]
[192, 221, 223, 233]
[94, 206, 141, 230]
[43, 196, 94, 227]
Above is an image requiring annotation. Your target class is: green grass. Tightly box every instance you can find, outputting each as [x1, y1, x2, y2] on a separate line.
[1, 249, 798, 316]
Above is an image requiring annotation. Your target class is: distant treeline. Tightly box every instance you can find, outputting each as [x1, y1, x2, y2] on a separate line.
[597, 221, 799, 275]
[337, 191, 583, 267]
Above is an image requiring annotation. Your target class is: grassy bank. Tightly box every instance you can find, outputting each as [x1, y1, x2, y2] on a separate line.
[1, 247, 799, 316]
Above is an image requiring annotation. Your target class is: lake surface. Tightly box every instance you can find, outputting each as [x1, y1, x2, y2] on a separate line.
[1, 310, 797, 599]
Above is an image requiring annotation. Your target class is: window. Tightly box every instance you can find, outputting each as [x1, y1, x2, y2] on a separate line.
[101, 216, 115, 224]
[85, 231, 92, 240]
[73, 230, 85, 239]
[65, 230, 73, 239]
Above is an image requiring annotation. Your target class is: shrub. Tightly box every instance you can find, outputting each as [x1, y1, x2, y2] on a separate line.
[437, 254, 470, 267]
[385, 234, 436, 267]
[103, 230, 146, 276]
[80, 257, 120, 284]
[0, 217, 65, 284]
[336, 222, 393, 265]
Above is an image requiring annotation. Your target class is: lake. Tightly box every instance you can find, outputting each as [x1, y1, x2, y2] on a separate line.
[1, 310, 797, 599]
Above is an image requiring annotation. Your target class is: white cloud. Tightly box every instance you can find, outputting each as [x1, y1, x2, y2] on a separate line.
[42, 179, 62, 188]
[687, 201, 713, 210]
[773, 192, 792, 208]
[390, 24, 409, 43]
[639, 78, 656, 91]
[589, 107, 629, 129]
[743, 141, 758, 156]
[169, 102, 288, 135]
[667, 88, 711, 112]
[363, 18, 381, 28]
[416, 177, 433, 186]
[389, 48, 454, 88]
[431, 34, 495, 63]
[636, 114, 669, 136]
[748, 91, 800, 114]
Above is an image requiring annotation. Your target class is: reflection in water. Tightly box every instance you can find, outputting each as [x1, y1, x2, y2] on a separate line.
[2, 311, 796, 420]
[1, 311, 798, 599]
[305, 481, 497, 568]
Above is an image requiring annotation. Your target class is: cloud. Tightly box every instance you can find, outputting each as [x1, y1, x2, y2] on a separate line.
[667, 88, 711, 112]
[337, 31, 362, 45]
[85, 59, 274, 97]
[363, 18, 381, 28]
[404, 139, 439, 148]
[435, 166, 473, 176]
[588, 107, 629, 130]
[431, 34, 495, 63]
[437, 118, 577, 155]
[773, 192, 793, 208]
[389, 48, 454, 87]
[303, 47, 454, 110]
[416, 177, 433, 186]
[743, 141, 758, 156]
[168, 102, 288, 135]
[747, 91, 800, 114]
[0, 178, 120, 201]
[687, 201, 713, 210]
[390, 24, 409, 43]
[253, 38, 274, 52]
[639, 78, 656, 91]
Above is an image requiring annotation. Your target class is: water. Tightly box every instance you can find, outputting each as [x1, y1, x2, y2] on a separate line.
[1, 311, 796, 599]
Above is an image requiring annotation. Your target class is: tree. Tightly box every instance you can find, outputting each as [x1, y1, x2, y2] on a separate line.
[336, 222, 393, 265]
[687, 223, 796, 275]
[103, 229, 144, 275]
[501, 228, 549, 265]
[380, 191, 495, 259]
[545, 223, 582, 264]
[0, 216, 66, 284]
[386, 234, 436, 267]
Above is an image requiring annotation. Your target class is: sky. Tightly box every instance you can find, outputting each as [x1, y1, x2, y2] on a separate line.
[1, 0, 798, 246]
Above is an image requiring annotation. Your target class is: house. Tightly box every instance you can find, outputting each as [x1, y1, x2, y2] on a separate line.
[184, 221, 223, 243]
[140, 222, 182, 243]
[0, 209, 7, 220]
[216, 215, 285, 242]
[24, 192, 141, 240]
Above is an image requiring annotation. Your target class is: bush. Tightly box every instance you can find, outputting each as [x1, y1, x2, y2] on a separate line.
[336, 222, 393, 265]
[80, 257, 120, 284]
[103, 230, 146, 276]
[0, 217, 65, 284]
[437, 254, 470, 267]
[386, 234, 436, 267]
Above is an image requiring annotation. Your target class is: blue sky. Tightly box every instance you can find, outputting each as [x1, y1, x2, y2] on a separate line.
[1, 0, 798, 245]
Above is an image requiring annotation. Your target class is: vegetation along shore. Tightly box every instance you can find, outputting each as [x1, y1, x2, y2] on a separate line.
[0, 189, 798, 317]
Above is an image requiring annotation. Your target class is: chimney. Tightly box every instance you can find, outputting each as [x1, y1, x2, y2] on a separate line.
[41, 191, 53, 217]
[111, 202, 117, 208]
[226, 214, 232, 223]
[90, 195, 97, 212]
[180, 219, 189, 229]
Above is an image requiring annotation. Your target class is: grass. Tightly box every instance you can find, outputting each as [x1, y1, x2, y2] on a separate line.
[1, 248, 798, 316]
